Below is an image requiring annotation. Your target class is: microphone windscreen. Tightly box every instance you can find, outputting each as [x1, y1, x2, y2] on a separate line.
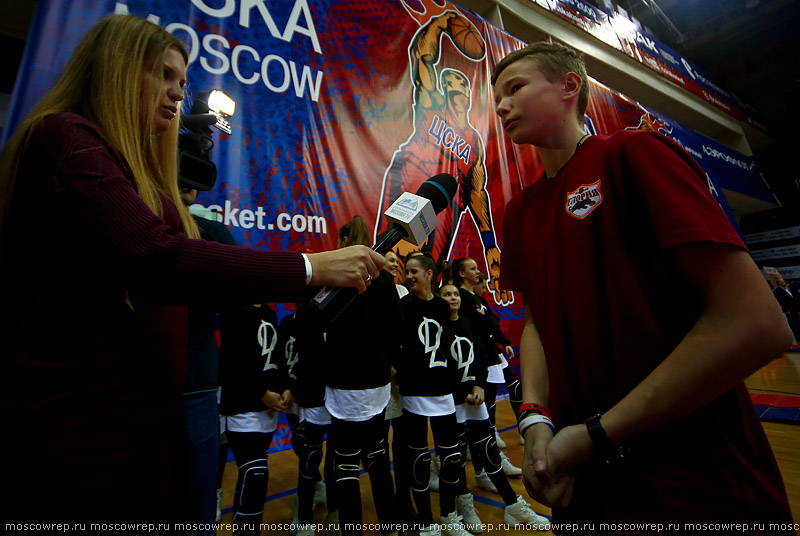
[415, 173, 457, 214]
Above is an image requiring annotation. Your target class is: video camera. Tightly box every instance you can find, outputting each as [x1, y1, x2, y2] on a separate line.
[179, 90, 235, 191]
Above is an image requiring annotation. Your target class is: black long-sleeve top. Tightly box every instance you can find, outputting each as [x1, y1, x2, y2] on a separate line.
[323, 269, 404, 391]
[476, 293, 512, 348]
[458, 289, 499, 367]
[279, 305, 327, 408]
[396, 294, 456, 397]
[218, 304, 286, 415]
[446, 316, 489, 403]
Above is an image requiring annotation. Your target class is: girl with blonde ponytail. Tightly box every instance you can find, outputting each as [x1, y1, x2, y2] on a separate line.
[0, 14, 383, 524]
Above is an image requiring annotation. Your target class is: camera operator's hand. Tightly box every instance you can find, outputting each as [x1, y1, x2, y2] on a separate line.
[307, 246, 385, 293]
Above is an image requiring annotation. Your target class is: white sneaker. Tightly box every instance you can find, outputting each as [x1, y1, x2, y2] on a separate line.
[215, 488, 223, 522]
[456, 493, 484, 534]
[474, 470, 498, 493]
[313, 480, 327, 509]
[429, 454, 440, 492]
[504, 495, 549, 530]
[440, 511, 473, 536]
[500, 452, 522, 477]
[519, 433, 525, 445]
[420, 524, 442, 536]
[495, 432, 507, 449]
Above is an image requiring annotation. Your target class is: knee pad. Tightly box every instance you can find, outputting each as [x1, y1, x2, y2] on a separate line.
[362, 437, 390, 472]
[333, 448, 361, 484]
[436, 443, 462, 486]
[409, 445, 431, 492]
[507, 379, 522, 405]
[235, 458, 269, 515]
[299, 440, 323, 481]
[291, 425, 306, 458]
[473, 433, 502, 475]
[456, 427, 468, 462]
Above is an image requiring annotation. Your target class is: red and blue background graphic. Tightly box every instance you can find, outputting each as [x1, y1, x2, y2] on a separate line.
[6, 0, 775, 354]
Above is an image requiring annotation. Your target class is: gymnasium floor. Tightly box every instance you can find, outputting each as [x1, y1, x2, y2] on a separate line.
[215, 353, 800, 535]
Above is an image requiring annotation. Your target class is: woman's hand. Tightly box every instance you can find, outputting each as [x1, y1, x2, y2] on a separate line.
[307, 246, 385, 293]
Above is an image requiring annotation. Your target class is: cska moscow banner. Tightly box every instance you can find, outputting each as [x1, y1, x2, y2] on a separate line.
[6, 0, 772, 348]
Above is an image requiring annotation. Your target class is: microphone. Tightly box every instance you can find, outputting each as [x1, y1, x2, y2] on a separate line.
[311, 173, 457, 322]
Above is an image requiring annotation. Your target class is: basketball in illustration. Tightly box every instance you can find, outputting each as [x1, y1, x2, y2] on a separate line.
[448, 16, 485, 60]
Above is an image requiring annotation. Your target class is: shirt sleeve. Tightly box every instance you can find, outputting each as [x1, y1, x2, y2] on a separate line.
[623, 132, 745, 252]
[37, 114, 308, 304]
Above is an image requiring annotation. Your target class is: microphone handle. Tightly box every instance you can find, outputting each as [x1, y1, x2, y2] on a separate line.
[310, 225, 409, 323]
[373, 225, 407, 255]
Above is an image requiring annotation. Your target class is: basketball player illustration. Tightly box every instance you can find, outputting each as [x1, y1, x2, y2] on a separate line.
[374, 0, 513, 305]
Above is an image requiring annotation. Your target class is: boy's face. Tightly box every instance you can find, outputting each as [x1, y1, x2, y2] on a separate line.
[494, 58, 567, 147]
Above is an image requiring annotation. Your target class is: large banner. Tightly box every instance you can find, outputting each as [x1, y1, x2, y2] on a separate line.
[6, 0, 773, 347]
[527, 0, 765, 129]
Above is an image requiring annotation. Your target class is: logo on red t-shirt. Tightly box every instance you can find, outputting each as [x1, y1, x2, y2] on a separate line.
[566, 180, 603, 219]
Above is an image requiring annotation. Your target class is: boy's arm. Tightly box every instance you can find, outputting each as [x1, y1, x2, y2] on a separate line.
[519, 304, 576, 506]
[544, 243, 792, 478]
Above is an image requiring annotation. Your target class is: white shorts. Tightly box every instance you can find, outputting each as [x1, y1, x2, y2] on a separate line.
[487, 362, 505, 384]
[225, 410, 279, 433]
[402, 394, 456, 417]
[325, 384, 391, 422]
[300, 406, 332, 426]
[455, 402, 490, 424]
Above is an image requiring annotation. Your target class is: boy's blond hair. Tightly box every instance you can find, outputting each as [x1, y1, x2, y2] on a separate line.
[491, 41, 589, 122]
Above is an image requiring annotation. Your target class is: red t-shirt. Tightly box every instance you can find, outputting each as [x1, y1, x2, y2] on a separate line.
[501, 130, 792, 529]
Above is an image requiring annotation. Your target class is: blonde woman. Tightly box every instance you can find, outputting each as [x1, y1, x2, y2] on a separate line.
[0, 15, 382, 523]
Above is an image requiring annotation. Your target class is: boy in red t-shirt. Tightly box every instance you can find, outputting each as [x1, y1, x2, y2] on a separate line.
[492, 41, 794, 532]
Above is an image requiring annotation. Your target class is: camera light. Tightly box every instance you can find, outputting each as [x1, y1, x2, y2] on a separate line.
[208, 90, 235, 117]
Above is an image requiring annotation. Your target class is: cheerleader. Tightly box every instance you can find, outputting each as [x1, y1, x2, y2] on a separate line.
[437, 284, 548, 532]
[218, 303, 286, 534]
[324, 216, 402, 536]
[381, 250, 415, 523]
[384, 250, 410, 298]
[451, 258, 522, 484]
[396, 254, 470, 536]
[280, 305, 338, 536]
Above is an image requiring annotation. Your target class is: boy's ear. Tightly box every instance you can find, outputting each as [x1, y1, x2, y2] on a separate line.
[562, 72, 582, 100]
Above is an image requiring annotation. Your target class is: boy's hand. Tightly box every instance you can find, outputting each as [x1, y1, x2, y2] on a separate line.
[522, 423, 575, 507]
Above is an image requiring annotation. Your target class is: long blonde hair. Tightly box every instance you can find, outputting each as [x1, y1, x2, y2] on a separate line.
[0, 14, 199, 241]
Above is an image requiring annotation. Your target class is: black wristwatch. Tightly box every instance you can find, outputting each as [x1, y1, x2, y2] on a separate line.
[585, 414, 630, 465]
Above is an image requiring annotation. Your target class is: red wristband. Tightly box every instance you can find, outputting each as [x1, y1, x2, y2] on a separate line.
[518, 402, 551, 420]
